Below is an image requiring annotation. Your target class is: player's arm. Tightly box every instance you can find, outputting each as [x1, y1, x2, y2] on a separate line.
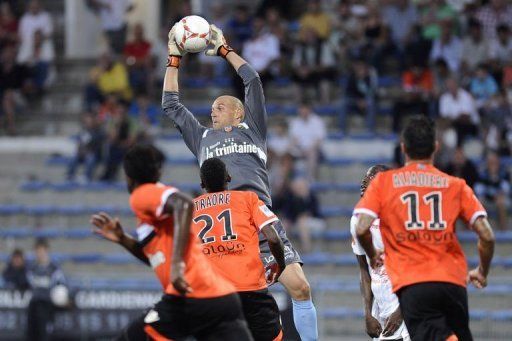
[469, 216, 495, 288]
[206, 25, 268, 138]
[355, 214, 383, 269]
[356, 255, 382, 338]
[91, 213, 150, 266]
[163, 192, 194, 295]
[261, 223, 286, 282]
[162, 25, 206, 156]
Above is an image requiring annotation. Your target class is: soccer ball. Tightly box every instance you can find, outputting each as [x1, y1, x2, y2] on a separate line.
[174, 15, 211, 53]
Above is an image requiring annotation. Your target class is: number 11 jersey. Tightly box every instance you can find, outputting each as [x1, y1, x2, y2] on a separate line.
[192, 191, 279, 292]
[354, 162, 487, 292]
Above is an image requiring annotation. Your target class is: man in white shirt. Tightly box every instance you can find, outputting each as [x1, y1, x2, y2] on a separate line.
[90, 0, 134, 53]
[242, 17, 280, 84]
[440, 78, 480, 145]
[429, 20, 462, 72]
[289, 101, 326, 180]
[489, 24, 512, 66]
[350, 165, 410, 341]
[461, 19, 490, 72]
[17, 1, 54, 65]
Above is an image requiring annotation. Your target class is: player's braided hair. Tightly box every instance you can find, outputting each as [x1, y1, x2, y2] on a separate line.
[360, 164, 390, 197]
[123, 144, 165, 184]
[200, 157, 229, 192]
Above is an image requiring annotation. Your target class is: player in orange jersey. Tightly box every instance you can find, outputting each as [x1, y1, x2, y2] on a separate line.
[192, 157, 286, 341]
[354, 116, 495, 341]
[91, 144, 252, 341]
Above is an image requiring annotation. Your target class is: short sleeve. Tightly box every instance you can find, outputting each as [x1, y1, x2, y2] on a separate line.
[353, 173, 383, 219]
[130, 184, 179, 222]
[459, 181, 487, 226]
[349, 215, 365, 256]
[249, 193, 278, 230]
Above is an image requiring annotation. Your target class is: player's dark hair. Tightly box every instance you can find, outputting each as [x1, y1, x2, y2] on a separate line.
[401, 115, 436, 160]
[200, 158, 229, 192]
[123, 144, 165, 184]
[361, 164, 390, 196]
[34, 238, 49, 249]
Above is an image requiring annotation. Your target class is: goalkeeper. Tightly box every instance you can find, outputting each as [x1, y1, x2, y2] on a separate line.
[162, 24, 318, 341]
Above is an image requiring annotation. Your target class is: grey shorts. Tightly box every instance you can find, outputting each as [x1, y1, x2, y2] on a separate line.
[259, 219, 303, 267]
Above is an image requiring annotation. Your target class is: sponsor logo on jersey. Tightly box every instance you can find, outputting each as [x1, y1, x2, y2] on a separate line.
[395, 230, 455, 244]
[203, 138, 267, 163]
[202, 241, 246, 257]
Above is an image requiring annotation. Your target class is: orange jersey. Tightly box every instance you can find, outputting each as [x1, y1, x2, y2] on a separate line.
[129, 183, 235, 298]
[191, 191, 279, 292]
[354, 163, 487, 292]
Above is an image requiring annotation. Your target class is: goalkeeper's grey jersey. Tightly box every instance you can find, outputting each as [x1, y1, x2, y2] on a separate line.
[163, 64, 272, 206]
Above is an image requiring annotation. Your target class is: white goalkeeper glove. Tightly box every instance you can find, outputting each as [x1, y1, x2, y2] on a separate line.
[205, 24, 233, 58]
[167, 24, 186, 68]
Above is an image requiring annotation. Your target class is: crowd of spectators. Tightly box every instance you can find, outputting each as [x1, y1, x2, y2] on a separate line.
[0, 0, 55, 134]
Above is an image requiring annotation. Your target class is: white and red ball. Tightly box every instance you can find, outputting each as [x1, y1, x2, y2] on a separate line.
[174, 15, 211, 53]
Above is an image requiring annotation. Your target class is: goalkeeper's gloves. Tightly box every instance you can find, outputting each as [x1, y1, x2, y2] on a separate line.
[167, 24, 186, 68]
[205, 24, 234, 58]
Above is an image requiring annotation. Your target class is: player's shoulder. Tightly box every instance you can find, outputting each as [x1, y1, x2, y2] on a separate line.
[230, 190, 258, 201]
[130, 183, 177, 207]
[433, 167, 467, 189]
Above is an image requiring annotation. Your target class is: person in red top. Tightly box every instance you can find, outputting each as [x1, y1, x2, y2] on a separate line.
[91, 144, 252, 341]
[355, 116, 495, 341]
[123, 23, 152, 92]
[193, 157, 286, 341]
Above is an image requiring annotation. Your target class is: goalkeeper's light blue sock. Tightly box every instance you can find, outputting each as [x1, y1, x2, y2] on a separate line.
[292, 298, 318, 341]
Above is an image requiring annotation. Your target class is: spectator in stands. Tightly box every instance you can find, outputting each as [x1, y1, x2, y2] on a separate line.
[403, 24, 432, 68]
[470, 63, 499, 111]
[101, 101, 136, 181]
[330, 0, 360, 47]
[429, 19, 462, 72]
[419, 0, 456, 40]
[289, 101, 326, 180]
[476, 0, 512, 40]
[0, 45, 31, 135]
[128, 92, 160, 137]
[392, 62, 433, 132]
[18, 29, 55, 92]
[291, 26, 337, 104]
[88, 0, 134, 53]
[2, 248, 29, 291]
[475, 151, 510, 230]
[67, 113, 105, 182]
[85, 52, 132, 110]
[439, 78, 480, 145]
[241, 17, 280, 88]
[299, 0, 330, 41]
[489, 24, 512, 79]
[432, 58, 451, 98]
[382, 0, 418, 47]
[26, 238, 67, 341]
[268, 119, 292, 158]
[461, 19, 490, 73]
[123, 23, 152, 94]
[443, 147, 479, 188]
[341, 58, 378, 132]
[17, 1, 53, 71]
[282, 177, 325, 253]
[199, 2, 228, 79]
[0, 2, 18, 49]
[226, 4, 252, 51]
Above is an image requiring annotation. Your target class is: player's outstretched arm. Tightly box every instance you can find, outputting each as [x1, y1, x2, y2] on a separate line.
[356, 214, 383, 269]
[262, 223, 286, 284]
[164, 192, 194, 295]
[205, 25, 267, 139]
[91, 213, 149, 266]
[356, 255, 382, 338]
[162, 25, 206, 157]
[469, 216, 495, 288]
